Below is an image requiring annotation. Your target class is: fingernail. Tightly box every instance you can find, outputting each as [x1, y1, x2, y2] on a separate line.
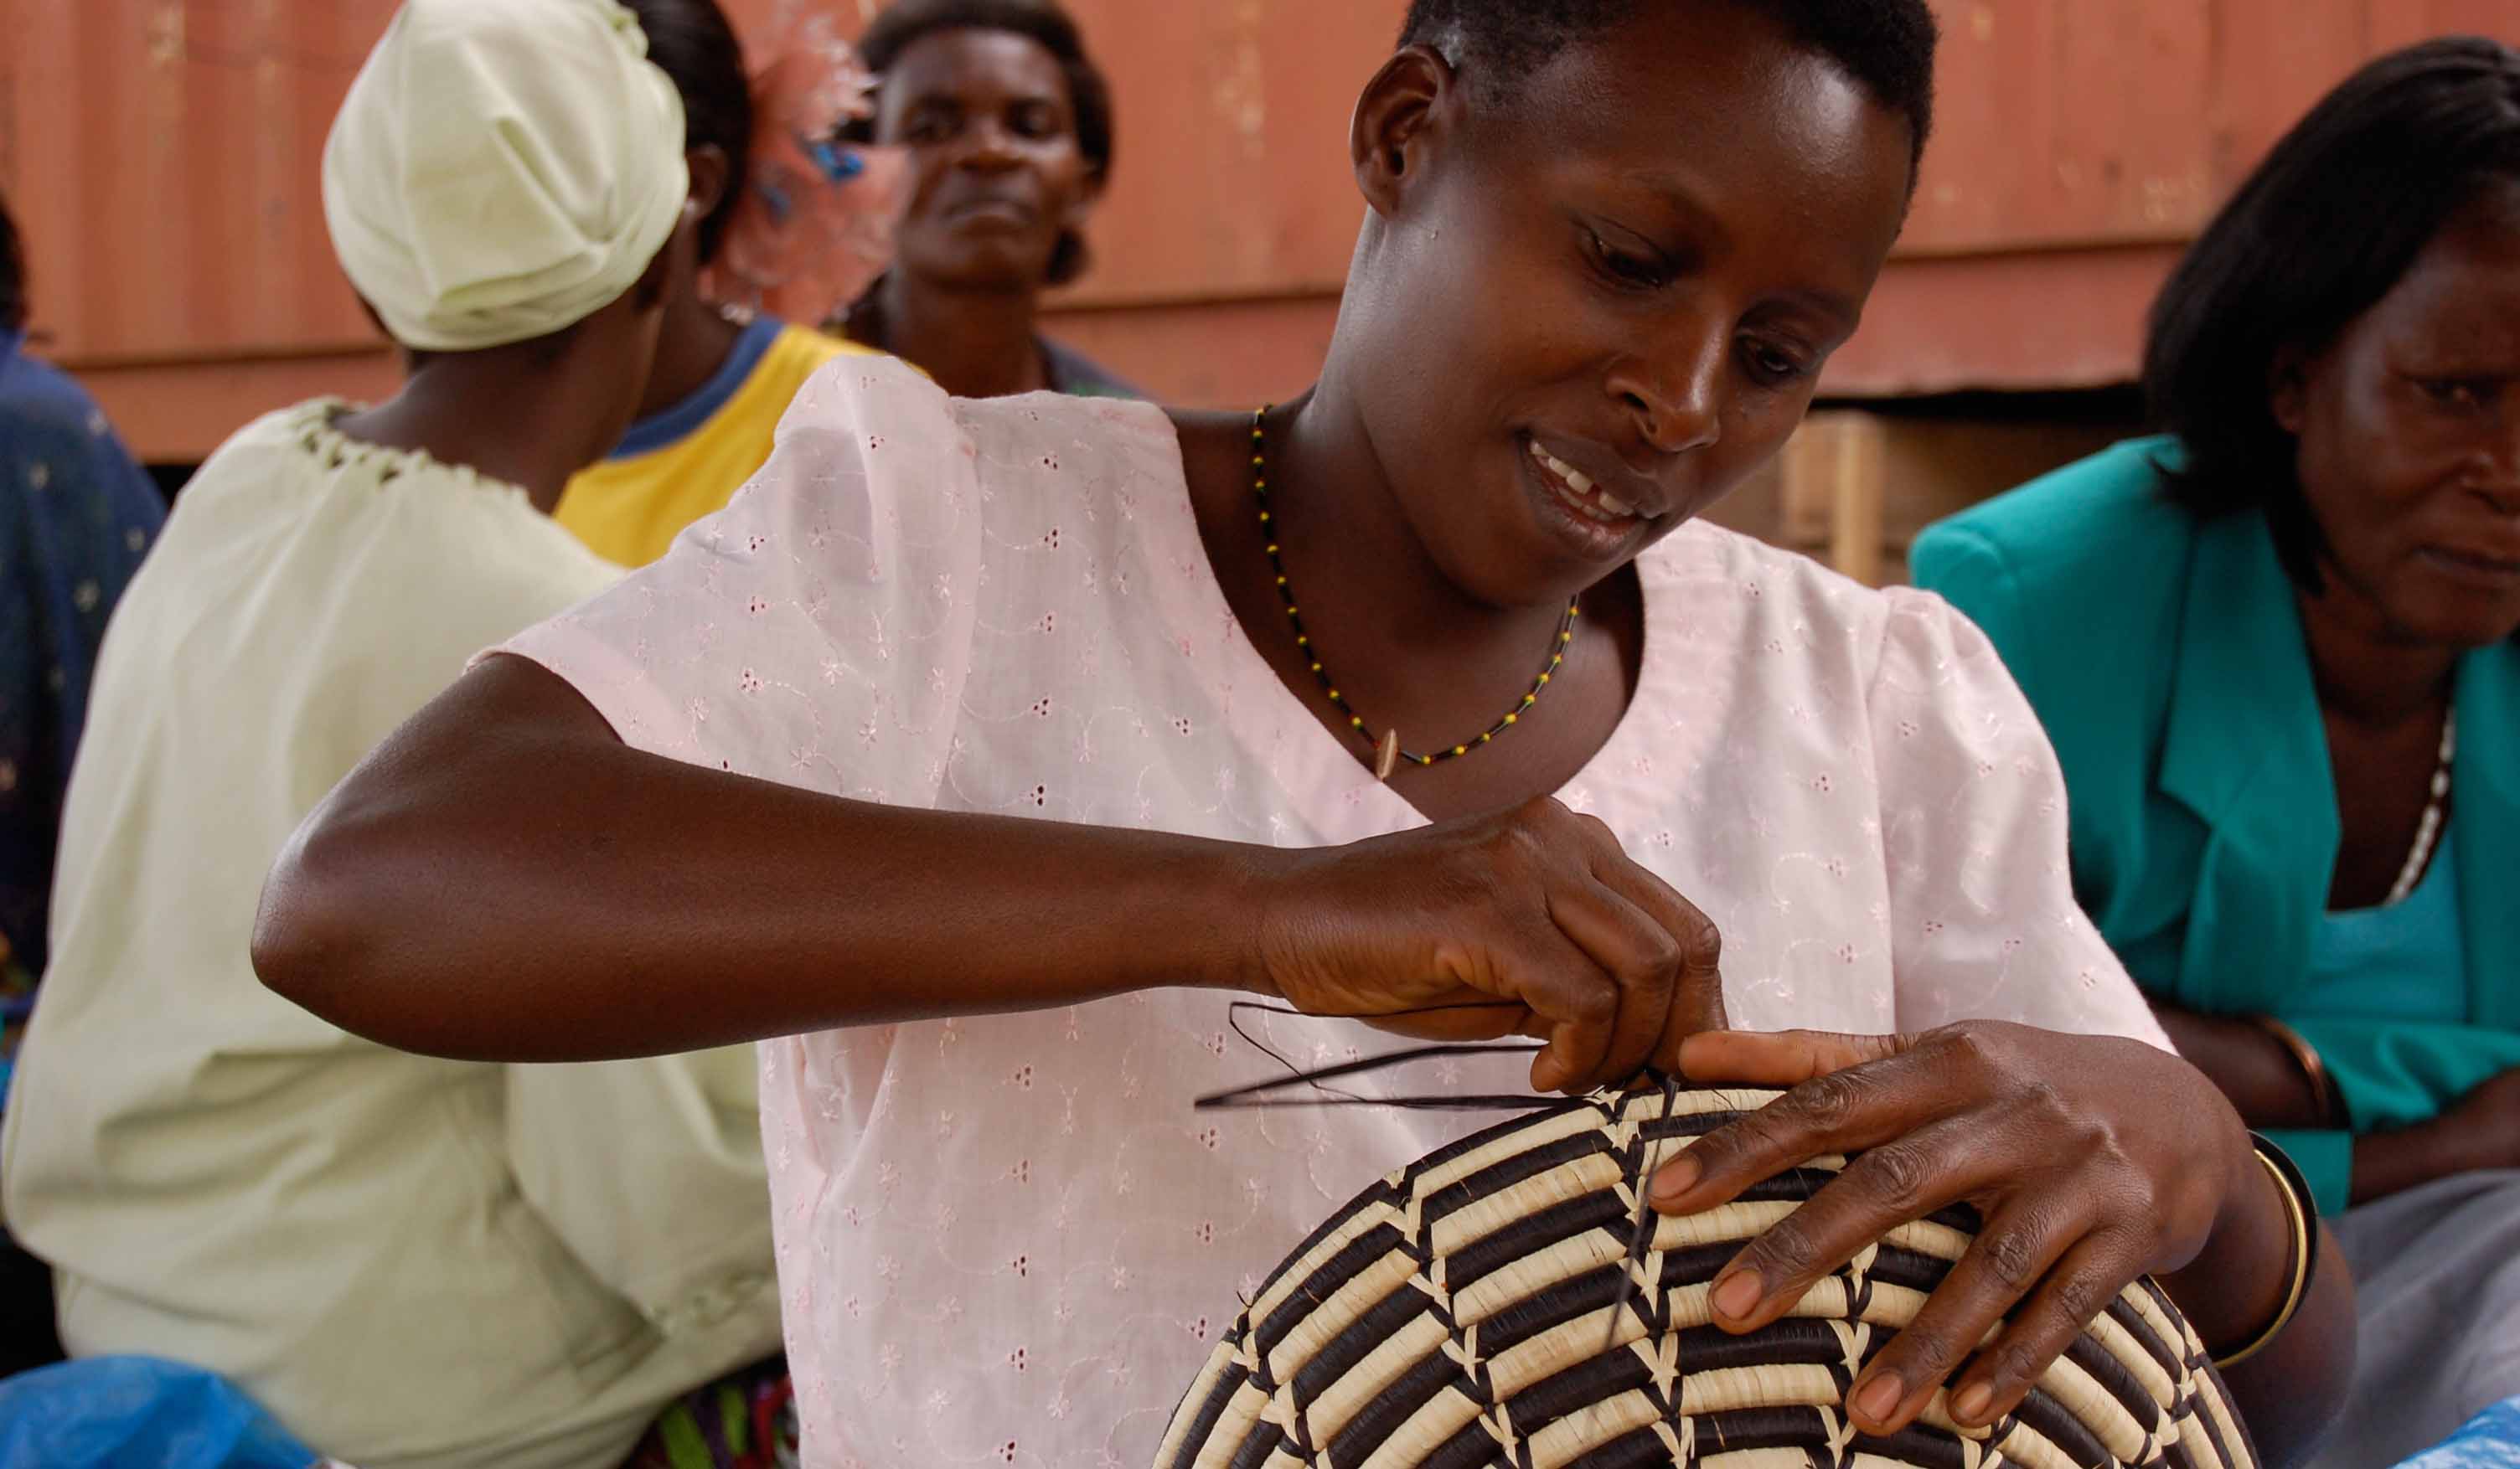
[1650, 1153, 1701, 1204]
[1951, 1383, 1996, 1425]
[1712, 1270, 1762, 1321]
[1853, 1374, 1903, 1425]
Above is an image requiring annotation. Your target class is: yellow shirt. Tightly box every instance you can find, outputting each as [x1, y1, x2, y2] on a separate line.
[558, 318, 875, 565]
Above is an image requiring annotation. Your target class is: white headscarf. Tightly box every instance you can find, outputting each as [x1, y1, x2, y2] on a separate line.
[323, 0, 690, 352]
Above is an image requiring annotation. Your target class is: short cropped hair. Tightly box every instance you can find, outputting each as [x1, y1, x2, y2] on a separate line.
[1397, 0, 1938, 173]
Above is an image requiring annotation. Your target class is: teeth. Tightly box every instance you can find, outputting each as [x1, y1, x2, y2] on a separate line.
[1529, 440, 1638, 521]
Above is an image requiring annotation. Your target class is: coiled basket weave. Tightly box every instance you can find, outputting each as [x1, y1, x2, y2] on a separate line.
[1154, 1085, 2258, 1469]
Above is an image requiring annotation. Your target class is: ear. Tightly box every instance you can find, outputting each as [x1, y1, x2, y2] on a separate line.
[684, 144, 734, 224]
[1350, 45, 1454, 219]
[2269, 342, 2313, 436]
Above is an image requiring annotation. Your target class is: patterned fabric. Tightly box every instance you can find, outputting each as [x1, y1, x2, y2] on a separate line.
[1159, 1085, 2259, 1469]
[0, 330, 161, 1102]
[2393, 1396, 2520, 1469]
[500, 356, 2172, 1469]
[623, 1359, 798, 1469]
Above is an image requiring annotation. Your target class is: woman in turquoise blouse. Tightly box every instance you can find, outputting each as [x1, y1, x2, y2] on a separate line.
[1914, 38, 2520, 1467]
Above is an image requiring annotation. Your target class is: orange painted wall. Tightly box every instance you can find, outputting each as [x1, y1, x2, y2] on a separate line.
[3, 0, 2515, 457]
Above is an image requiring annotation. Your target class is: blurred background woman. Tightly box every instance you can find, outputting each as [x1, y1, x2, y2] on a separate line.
[837, 0, 1136, 398]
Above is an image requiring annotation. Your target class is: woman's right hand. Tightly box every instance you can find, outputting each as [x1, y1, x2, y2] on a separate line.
[2350, 1064, 2520, 1205]
[1247, 796, 1728, 1095]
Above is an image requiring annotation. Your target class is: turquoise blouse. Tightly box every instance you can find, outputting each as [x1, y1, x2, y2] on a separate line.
[1912, 438, 2520, 1214]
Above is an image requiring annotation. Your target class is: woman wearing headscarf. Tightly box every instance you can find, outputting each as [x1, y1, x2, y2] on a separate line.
[0, 3, 780, 1465]
[1913, 39, 2520, 1466]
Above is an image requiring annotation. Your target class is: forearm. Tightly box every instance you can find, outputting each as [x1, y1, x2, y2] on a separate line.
[2350, 1116, 2495, 1206]
[2151, 1000, 2330, 1130]
[2156, 1141, 2354, 1466]
[255, 656, 1273, 1062]
[2215, 1220, 2355, 1468]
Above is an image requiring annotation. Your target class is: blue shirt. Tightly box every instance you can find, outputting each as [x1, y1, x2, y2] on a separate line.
[2296, 831, 2467, 1027]
[0, 331, 163, 1037]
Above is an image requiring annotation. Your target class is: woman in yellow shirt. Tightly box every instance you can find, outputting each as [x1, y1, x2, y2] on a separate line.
[559, 0, 891, 566]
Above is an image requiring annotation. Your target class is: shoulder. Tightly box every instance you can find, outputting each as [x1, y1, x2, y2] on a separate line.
[777, 356, 1177, 517]
[1640, 518, 1897, 631]
[1913, 437, 2197, 606]
[767, 322, 882, 376]
[1041, 336, 1144, 399]
[1638, 521, 2048, 714]
[0, 353, 147, 481]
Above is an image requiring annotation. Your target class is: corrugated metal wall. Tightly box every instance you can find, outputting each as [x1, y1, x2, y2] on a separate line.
[3, 0, 2514, 457]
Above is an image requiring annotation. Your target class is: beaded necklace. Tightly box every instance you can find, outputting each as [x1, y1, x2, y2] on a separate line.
[2384, 707, 2456, 906]
[1251, 406, 1578, 781]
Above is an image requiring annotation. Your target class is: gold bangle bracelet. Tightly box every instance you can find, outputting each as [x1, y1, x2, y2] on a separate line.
[2213, 1149, 2314, 1370]
[2249, 1014, 2342, 1130]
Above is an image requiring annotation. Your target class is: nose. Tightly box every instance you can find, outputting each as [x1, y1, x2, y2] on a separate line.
[2463, 412, 2520, 514]
[952, 116, 1024, 172]
[1606, 330, 1722, 458]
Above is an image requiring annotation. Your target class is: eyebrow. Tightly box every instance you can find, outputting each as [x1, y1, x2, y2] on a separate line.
[1628, 173, 1865, 328]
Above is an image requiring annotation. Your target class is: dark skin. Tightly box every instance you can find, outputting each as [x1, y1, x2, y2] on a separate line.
[333, 253, 670, 512]
[255, 8, 2347, 1460]
[633, 148, 742, 423]
[851, 28, 1100, 398]
[2152, 183, 2520, 1209]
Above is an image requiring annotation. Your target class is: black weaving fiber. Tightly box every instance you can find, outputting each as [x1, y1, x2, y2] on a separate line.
[1152, 1084, 2261, 1469]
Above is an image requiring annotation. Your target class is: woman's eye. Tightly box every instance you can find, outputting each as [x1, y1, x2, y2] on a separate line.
[1741, 341, 1812, 387]
[2420, 377, 2488, 410]
[1588, 231, 1670, 291]
[1011, 106, 1061, 139]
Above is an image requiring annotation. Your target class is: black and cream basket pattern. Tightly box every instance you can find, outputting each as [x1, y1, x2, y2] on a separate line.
[1154, 1085, 2259, 1469]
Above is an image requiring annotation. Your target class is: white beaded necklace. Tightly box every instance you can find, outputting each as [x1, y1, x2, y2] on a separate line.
[2386, 707, 2458, 906]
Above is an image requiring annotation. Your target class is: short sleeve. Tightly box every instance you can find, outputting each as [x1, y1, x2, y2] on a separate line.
[1868, 587, 2169, 1048]
[499, 357, 980, 805]
[1907, 523, 2035, 704]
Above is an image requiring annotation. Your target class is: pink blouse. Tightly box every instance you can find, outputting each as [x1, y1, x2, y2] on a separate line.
[503, 358, 2167, 1469]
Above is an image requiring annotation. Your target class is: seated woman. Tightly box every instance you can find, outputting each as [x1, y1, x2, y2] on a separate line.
[259, 2, 2352, 1465]
[1912, 37, 2520, 1468]
[554, 0, 891, 568]
[0, 185, 165, 1375]
[835, 0, 1139, 398]
[0, 3, 780, 1464]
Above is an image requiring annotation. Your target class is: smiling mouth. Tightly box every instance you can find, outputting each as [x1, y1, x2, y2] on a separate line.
[1527, 440, 1645, 523]
[2423, 545, 2520, 577]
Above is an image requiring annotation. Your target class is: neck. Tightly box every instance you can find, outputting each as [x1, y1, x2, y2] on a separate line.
[336, 356, 616, 515]
[2296, 572, 2460, 729]
[637, 293, 746, 421]
[870, 272, 1048, 399]
[1266, 367, 1575, 704]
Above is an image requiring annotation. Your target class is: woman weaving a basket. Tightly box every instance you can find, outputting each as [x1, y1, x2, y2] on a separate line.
[255, 1, 2352, 1465]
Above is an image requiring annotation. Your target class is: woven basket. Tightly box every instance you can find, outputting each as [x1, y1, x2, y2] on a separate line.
[1154, 1084, 2258, 1469]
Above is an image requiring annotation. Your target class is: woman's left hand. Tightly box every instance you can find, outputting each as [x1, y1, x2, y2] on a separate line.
[1649, 1022, 2268, 1438]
